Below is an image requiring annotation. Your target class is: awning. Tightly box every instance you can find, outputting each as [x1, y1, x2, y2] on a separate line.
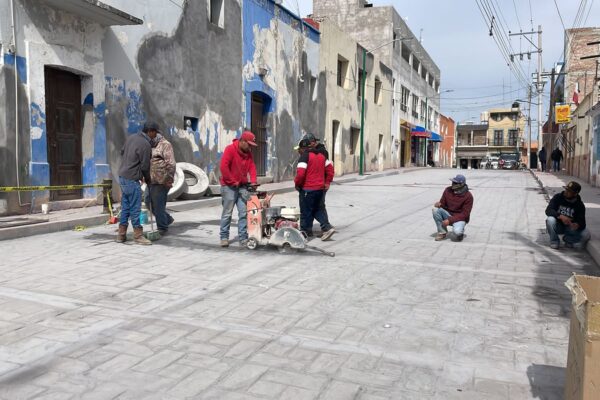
[430, 131, 443, 142]
[411, 126, 430, 138]
[42, 0, 143, 26]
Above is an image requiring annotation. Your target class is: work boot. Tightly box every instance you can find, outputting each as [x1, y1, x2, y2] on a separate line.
[116, 225, 128, 243]
[220, 239, 229, 247]
[435, 233, 447, 241]
[134, 227, 152, 245]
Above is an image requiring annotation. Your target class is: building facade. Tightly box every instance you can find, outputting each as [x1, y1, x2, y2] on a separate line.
[487, 107, 527, 162]
[455, 122, 488, 169]
[0, 0, 322, 215]
[318, 20, 393, 175]
[438, 114, 455, 168]
[312, 0, 441, 168]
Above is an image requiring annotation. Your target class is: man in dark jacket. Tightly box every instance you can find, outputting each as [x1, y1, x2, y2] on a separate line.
[219, 130, 258, 247]
[538, 147, 547, 172]
[117, 122, 159, 245]
[432, 174, 474, 241]
[546, 181, 590, 249]
[551, 147, 563, 172]
[295, 134, 335, 241]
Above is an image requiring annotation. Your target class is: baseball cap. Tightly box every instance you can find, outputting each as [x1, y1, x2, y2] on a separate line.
[142, 121, 162, 134]
[564, 181, 581, 193]
[240, 131, 257, 146]
[450, 174, 466, 184]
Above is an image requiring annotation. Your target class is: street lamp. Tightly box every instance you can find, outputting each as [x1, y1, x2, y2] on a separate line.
[359, 36, 413, 175]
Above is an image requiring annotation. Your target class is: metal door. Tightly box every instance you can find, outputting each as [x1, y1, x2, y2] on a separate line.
[45, 67, 82, 200]
[251, 93, 267, 176]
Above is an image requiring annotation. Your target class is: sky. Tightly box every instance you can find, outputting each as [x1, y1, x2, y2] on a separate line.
[283, 0, 600, 129]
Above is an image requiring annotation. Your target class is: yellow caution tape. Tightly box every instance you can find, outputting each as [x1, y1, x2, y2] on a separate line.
[73, 225, 87, 231]
[0, 183, 111, 192]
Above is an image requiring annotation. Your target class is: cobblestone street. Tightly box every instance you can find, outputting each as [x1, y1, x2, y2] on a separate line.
[0, 169, 596, 399]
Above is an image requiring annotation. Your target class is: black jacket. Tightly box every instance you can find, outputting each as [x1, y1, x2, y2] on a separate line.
[118, 132, 152, 183]
[551, 149, 563, 161]
[545, 192, 586, 230]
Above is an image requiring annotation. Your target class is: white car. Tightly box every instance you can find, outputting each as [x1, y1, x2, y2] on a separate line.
[480, 156, 499, 169]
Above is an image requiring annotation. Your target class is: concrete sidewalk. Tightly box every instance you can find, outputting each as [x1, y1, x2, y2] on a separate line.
[530, 169, 600, 266]
[0, 167, 424, 241]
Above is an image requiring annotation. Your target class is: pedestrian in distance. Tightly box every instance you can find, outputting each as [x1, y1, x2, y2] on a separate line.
[219, 130, 258, 248]
[117, 121, 159, 245]
[538, 146, 547, 172]
[294, 134, 335, 241]
[545, 181, 590, 250]
[551, 147, 563, 172]
[432, 174, 474, 242]
[144, 133, 176, 236]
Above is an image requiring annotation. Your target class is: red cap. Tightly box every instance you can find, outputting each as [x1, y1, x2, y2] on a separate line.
[240, 131, 257, 146]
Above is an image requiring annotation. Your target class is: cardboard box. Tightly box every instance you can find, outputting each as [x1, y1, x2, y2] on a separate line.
[564, 275, 600, 400]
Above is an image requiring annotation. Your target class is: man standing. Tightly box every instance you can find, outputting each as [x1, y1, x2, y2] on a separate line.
[538, 146, 547, 172]
[219, 130, 258, 247]
[145, 133, 176, 235]
[546, 181, 590, 249]
[432, 174, 474, 241]
[294, 134, 335, 241]
[117, 122, 159, 245]
[551, 147, 563, 172]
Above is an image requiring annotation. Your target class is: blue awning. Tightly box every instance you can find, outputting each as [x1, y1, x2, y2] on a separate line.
[411, 125, 429, 137]
[429, 131, 443, 142]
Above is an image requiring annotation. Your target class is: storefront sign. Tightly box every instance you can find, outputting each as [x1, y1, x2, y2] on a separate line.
[555, 105, 571, 124]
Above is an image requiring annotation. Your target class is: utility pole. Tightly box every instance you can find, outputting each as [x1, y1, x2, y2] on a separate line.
[527, 86, 533, 167]
[536, 25, 542, 170]
[509, 26, 543, 168]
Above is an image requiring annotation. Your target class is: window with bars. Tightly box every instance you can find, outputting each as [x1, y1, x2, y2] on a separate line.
[508, 129, 519, 146]
[493, 130, 504, 146]
[411, 94, 419, 119]
[401, 86, 409, 112]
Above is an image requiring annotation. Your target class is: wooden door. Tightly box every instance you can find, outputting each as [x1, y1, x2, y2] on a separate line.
[251, 93, 267, 176]
[45, 67, 82, 200]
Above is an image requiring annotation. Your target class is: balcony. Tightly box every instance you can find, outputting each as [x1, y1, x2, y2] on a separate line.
[457, 135, 487, 147]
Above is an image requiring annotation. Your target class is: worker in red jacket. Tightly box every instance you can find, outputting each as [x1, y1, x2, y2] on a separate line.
[219, 131, 258, 247]
[294, 134, 335, 241]
[432, 174, 474, 241]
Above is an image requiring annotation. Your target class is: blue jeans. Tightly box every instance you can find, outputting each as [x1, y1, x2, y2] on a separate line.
[220, 186, 249, 241]
[144, 184, 172, 231]
[546, 216, 590, 246]
[432, 207, 466, 235]
[299, 189, 332, 234]
[119, 177, 142, 229]
[552, 160, 560, 172]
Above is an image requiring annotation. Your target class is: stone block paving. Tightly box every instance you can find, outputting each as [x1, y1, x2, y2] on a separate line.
[0, 169, 597, 399]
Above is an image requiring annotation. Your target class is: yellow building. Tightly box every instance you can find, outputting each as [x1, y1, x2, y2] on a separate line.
[487, 106, 527, 160]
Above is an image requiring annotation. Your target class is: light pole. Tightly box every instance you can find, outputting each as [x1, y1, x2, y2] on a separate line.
[359, 36, 413, 175]
[516, 98, 540, 169]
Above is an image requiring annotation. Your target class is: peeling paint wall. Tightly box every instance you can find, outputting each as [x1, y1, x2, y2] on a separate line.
[319, 21, 392, 175]
[242, 0, 324, 181]
[0, 0, 108, 214]
[102, 0, 243, 187]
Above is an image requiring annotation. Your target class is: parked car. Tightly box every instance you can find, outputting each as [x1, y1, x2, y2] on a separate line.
[499, 153, 519, 170]
[480, 156, 499, 169]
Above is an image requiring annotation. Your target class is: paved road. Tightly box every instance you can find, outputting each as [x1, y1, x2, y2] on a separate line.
[0, 169, 597, 399]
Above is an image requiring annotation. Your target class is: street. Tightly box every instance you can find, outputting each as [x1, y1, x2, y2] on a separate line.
[0, 169, 596, 399]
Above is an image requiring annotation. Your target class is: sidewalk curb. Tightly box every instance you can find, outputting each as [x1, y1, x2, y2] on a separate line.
[0, 168, 424, 241]
[529, 169, 600, 268]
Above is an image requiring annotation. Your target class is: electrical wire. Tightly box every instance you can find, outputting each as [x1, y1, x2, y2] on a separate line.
[512, 0, 522, 31]
[552, 0, 567, 31]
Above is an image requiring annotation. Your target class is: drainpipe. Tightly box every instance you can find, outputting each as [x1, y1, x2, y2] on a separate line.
[10, 0, 24, 206]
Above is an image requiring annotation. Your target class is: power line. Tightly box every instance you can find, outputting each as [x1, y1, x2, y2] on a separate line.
[552, 0, 567, 31]
[584, 0, 595, 25]
[512, 0, 522, 31]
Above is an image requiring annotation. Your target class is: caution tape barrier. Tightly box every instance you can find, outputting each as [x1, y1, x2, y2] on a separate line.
[0, 184, 111, 192]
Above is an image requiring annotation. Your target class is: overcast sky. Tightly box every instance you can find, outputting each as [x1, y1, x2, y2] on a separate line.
[285, 0, 600, 129]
